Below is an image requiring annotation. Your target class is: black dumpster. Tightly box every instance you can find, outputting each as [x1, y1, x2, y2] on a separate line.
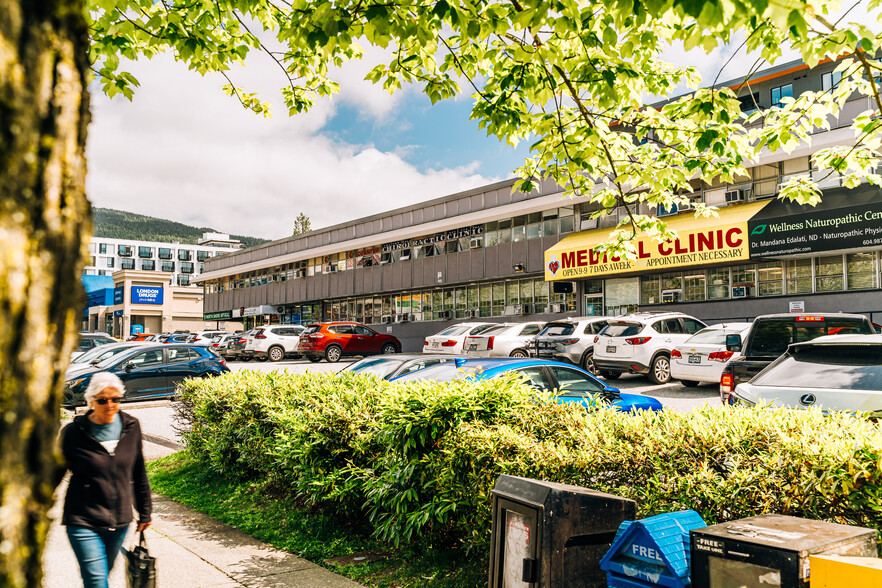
[488, 474, 637, 588]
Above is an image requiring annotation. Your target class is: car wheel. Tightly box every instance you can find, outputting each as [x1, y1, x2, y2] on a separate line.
[680, 380, 700, 387]
[649, 355, 671, 385]
[381, 343, 397, 355]
[307, 355, 322, 363]
[510, 349, 529, 358]
[268, 346, 285, 362]
[325, 345, 343, 362]
[581, 351, 597, 375]
[600, 370, 621, 380]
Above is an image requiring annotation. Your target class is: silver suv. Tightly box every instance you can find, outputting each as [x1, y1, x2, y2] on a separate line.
[593, 312, 707, 384]
[530, 316, 611, 374]
[243, 325, 306, 362]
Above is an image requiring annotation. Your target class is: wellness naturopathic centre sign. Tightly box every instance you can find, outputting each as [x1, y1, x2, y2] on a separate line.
[131, 286, 164, 305]
[748, 187, 882, 257]
[544, 201, 770, 281]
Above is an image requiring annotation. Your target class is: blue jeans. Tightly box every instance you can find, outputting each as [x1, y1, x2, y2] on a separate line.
[66, 525, 130, 588]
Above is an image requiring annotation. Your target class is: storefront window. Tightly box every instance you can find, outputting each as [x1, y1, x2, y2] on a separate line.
[467, 286, 479, 310]
[732, 265, 756, 287]
[520, 280, 534, 305]
[443, 289, 454, 313]
[605, 277, 639, 316]
[506, 281, 520, 306]
[480, 285, 492, 311]
[757, 262, 783, 296]
[640, 276, 661, 305]
[847, 252, 877, 290]
[492, 282, 505, 315]
[707, 268, 730, 299]
[815, 255, 844, 291]
[454, 287, 467, 318]
[534, 280, 549, 313]
[684, 272, 706, 301]
[785, 258, 813, 294]
[661, 272, 683, 292]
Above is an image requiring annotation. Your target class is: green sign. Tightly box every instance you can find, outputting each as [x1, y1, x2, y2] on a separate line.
[203, 310, 232, 320]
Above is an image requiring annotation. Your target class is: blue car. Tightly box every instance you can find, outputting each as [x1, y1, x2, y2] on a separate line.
[391, 358, 663, 413]
[63, 343, 229, 407]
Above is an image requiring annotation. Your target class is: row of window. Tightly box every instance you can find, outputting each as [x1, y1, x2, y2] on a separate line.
[95, 243, 213, 261]
[94, 257, 203, 274]
[640, 251, 880, 304]
[320, 278, 578, 323]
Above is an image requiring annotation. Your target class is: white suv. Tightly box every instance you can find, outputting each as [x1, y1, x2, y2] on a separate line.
[593, 312, 707, 384]
[243, 325, 306, 362]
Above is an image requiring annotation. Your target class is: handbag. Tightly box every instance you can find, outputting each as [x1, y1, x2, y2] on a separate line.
[123, 530, 156, 588]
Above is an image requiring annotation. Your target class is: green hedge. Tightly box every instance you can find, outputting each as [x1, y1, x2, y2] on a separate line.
[176, 370, 882, 549]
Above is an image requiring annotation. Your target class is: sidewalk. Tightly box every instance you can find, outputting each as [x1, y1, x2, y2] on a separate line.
[43, 438, 362, 587]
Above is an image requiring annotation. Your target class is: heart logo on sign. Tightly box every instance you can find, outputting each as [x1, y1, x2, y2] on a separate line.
[548, 261, 560, 275]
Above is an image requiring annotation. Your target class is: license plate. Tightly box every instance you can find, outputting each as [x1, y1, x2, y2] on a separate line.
[689, 355, 701, 364]
[432, 342, 439, 348]
[468, 344, 478, 351]
[606, 346, 616, 353]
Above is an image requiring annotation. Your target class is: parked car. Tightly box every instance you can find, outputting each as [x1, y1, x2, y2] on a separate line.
[730, 334, 882, 415]
[720, 313, 876, 404]
[187, 330, 229, 346]
[66, 341, 147, 374]
[529, 316, 611, 373]
[298, 322, 401, 362]
[71, 333, 117, 360]
[422, 322, 498, 355]
[127, 332, 156, 342]
[224, 331, 251, 361]
[210, 333, 237, 358]
[243, 325, 306, 362]
[62, 344, 229, 407]
[339, 354, 458, 380]
[391, 357, 663, 413]
[670, 323, 752, 387]
[463, 322, 546, 358]
[160, 334, 191, 344]
[593, 312, 708, 384]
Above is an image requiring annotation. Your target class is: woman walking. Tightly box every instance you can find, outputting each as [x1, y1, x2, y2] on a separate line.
[61, 372, 152, 588]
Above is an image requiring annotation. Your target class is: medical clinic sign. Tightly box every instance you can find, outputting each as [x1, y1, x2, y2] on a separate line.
[131, 286, 164, 305]
[544, 201, 769, 281]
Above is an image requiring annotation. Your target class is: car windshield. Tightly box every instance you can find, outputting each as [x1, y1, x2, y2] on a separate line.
[436, 326, 469, 337]
[539, 323, 575, 337]
[393, 363, 477, 382]
[602, 322, 644, 337]
[753, 345, 882, 390]
[747, 317, 873, 358]
[95, 347, 144, 369]
[73, 344, 123, 364]
[685, 328, 747, 345]
[342, 357, 406, 377]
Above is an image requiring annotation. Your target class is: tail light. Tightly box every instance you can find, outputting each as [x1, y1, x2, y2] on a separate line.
[670, 349, 681, 359]
[487, 336, 494, 350]
[720, 372, 734, 404]
[212, 343, 219, 348]
[559, 338, 580, 346]
[237, 338, 246, 344]
[424, 339, 429, 347]
[625, 337, 652, 345]
[709, 351, 735, 363]
[218, 358, 227, 366]
[441, 340, 457, 347]
[593, 336, 599, 343]
[255, 334, 267, 339]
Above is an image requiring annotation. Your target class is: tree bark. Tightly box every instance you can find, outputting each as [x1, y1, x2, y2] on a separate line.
[0, 0, 90, 585]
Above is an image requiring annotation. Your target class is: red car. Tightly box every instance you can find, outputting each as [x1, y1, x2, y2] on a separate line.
[297, 322, 401, 363]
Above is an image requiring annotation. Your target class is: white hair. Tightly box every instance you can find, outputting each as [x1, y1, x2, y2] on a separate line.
[84, 372, 126, 406]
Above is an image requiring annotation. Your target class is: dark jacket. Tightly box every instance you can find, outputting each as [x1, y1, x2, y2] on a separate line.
[61, 411, 152, 529]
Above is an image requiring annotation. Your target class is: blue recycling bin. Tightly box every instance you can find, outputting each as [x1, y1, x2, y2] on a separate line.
[599, 510, 706, 588]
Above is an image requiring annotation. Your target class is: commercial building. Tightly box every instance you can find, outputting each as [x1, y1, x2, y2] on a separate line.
[83, 232, 244, 287]
[197, 58, 882, 351]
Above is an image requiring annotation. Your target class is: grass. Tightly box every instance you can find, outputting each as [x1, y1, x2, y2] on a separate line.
[146, 451, 487, 587]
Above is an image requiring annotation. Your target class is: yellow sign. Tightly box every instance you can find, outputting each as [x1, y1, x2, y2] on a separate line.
[544, 201, 770, 281]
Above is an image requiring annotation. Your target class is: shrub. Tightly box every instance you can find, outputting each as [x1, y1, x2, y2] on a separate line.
[176, 371, 882, 550]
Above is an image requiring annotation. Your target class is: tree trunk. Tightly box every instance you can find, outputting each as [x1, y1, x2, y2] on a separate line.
[0, 1, 90, 585]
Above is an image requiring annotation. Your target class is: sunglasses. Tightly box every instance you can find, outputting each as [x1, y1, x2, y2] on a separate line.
[95, 397, 123, 405]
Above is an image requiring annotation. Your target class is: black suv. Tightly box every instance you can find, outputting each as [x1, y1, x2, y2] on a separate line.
[72, 333, 116, 358]
[720, 313, 875, 403]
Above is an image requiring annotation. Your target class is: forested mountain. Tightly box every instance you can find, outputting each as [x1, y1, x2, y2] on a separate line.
[92, 208, 269, 248]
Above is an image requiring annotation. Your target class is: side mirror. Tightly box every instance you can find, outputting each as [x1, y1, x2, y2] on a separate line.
[725, 334, 742, 353]
[602, 386, 621, 400]
[90, 359, 102, 365]
[123, 362, 133, 373]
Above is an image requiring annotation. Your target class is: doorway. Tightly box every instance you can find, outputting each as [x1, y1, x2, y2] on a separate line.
[584, 294, 603, 317]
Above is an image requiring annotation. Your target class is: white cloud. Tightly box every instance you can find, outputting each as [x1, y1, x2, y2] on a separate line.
[86, 51, 495, 240]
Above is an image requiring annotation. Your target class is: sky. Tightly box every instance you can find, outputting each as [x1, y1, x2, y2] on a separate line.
[85, 27, 800, 241]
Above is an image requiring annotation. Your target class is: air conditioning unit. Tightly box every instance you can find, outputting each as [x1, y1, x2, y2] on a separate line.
[661, 291, 681, 303]
[380, 315, 393, 324]
[725, 189, 745, 203]
[469, 237, 483, 249]
[295, 269, 306, 278]
[505, 304, 531, 316]
[731, 286, 752, 298]
[550, 302, 565, 313]
[396, 313, 411, 323]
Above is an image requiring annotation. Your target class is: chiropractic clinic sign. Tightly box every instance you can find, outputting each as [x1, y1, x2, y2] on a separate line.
[544, 201, 769, 281]
[130, 286, 164, 305]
